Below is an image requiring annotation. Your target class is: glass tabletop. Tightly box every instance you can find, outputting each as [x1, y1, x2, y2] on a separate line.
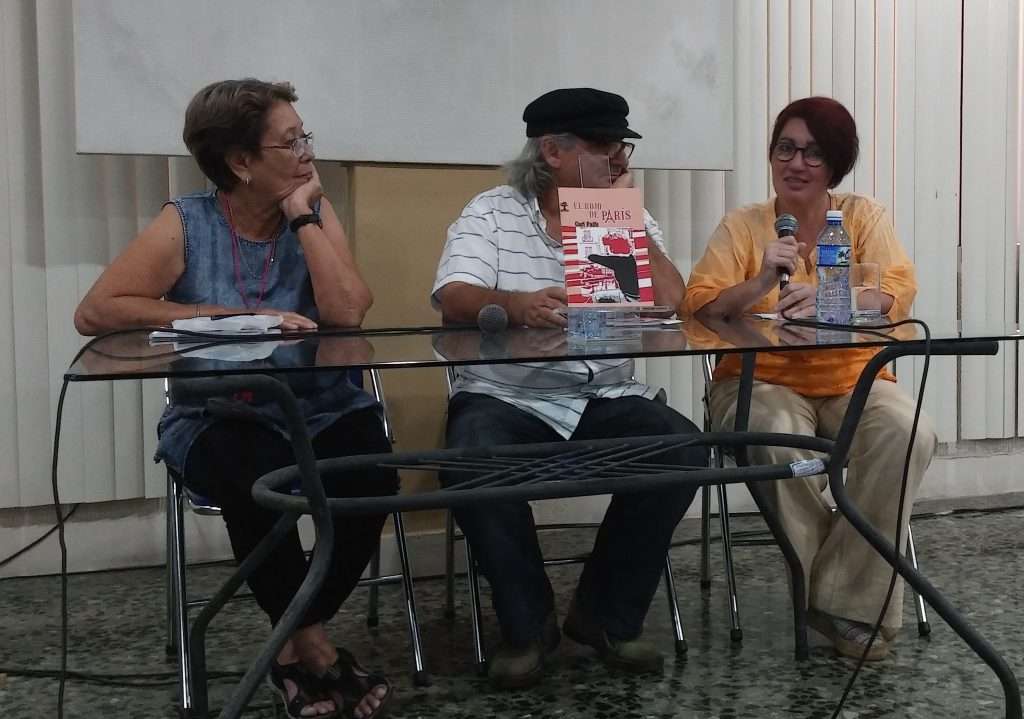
[64, 316, 1023, 382]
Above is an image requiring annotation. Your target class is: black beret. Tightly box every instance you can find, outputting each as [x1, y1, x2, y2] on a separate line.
[523, 88, 642, 140]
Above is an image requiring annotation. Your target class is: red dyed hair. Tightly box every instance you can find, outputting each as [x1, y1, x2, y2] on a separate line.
[769, 97, 859, 188]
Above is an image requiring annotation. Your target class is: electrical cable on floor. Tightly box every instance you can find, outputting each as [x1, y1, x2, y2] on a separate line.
[0, 504, 78, 570]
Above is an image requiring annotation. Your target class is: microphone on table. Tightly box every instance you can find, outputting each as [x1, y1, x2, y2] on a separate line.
[477, 303, 509, 359]
[774, 213, 799, 290]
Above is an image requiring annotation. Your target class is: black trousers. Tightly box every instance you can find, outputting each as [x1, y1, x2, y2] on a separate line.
[444, 393, 704, 645]
[183, 406, 399, 627]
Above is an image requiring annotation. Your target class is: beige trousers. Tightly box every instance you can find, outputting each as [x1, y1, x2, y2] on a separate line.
[709, 378, 937, 629]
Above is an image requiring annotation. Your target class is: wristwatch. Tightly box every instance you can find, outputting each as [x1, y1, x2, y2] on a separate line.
[289, 212, 322, 233]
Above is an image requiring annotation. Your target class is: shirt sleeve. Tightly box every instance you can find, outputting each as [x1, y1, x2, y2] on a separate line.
[854, 202, 917, 320]
[431, 198, 500, 309]
[642, 209, 668, 254]
[682, 217, 752, 316]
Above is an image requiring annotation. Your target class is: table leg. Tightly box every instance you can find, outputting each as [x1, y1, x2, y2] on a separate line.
[732, 351, 809, 660]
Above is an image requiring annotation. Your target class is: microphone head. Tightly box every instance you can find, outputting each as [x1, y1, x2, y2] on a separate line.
[477, 303, 509, 334]
[775, 213, 799, 237]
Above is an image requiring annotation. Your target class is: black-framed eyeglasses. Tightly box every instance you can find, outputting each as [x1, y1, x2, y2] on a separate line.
[773, 140, 825, 167]
[261, 132, 314, 158]
[581, 138, 636, 160]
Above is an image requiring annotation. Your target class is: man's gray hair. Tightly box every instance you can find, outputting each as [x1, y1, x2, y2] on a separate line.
[504, 133, 578, 198]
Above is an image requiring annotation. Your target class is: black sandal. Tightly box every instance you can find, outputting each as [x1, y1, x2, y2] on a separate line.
[319, 647, 394, 719]
[268, 661, 341, 719]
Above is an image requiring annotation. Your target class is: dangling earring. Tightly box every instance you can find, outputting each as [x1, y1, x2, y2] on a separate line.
[243, 175, 251, 186]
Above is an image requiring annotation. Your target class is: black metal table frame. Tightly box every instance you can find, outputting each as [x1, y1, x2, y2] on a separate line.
[165, 338, 1020, 719]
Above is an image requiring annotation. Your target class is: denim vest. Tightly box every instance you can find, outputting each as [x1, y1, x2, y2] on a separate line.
[154, 191, 376, 475]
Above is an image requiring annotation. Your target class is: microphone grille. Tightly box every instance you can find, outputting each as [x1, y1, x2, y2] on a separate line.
[774, 214, 798, 235]
[477, 303, 509, 333]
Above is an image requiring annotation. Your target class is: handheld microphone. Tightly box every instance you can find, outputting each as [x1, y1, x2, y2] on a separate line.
[477, 304, 509, 359]
[774, 214, 799, 290]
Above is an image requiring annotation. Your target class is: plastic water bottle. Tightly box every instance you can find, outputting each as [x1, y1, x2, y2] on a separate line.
[815, 210, 852, 324]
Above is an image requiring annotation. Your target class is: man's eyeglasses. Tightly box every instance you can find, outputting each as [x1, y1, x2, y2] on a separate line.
[773, 140, 825, 167]
[262, 132, 314, 158]
[581, 139, 636, 161]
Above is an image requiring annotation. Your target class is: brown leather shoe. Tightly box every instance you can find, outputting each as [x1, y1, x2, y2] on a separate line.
[562, 600, 664, 674]
[488, 612, 561, 690]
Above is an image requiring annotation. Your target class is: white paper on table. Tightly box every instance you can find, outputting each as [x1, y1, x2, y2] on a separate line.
[149, 314, 283, 342]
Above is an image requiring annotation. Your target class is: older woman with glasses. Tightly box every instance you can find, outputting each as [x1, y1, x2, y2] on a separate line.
[684, 96, 935, 662]
[75, 79, 394, 719]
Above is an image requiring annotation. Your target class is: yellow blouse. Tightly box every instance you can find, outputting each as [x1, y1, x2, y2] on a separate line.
[683, 193, 917, 397]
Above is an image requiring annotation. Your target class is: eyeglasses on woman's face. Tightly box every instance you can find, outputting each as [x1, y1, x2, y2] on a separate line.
[773, 139, 824, 167]
[262, 131, 314, 158]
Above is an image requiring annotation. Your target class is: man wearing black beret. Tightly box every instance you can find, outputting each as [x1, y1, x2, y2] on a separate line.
[431, 88, 704, 689]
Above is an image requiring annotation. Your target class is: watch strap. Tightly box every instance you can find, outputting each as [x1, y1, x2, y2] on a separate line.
[289, 212, 322, 233]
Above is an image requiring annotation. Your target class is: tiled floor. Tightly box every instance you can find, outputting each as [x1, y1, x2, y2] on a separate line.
[1, 509, 1021, 718]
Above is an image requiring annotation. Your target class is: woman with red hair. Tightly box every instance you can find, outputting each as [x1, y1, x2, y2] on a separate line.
[684, 97, 934, 661]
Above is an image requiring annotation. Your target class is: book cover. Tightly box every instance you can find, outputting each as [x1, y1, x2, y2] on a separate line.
[557, 187, 654, 307]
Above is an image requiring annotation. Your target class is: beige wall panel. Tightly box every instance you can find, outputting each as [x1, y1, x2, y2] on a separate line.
[351, 165, 502, 532]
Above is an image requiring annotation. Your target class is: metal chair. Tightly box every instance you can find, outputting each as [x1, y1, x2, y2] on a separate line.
[697, 353, 932, 646]
[440, 368, 688, 674]
[164, 368, 430, 717]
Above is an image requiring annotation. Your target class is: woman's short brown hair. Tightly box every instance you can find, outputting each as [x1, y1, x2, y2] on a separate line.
[769, 96, 859, 188]
[183, 79, 298, 191]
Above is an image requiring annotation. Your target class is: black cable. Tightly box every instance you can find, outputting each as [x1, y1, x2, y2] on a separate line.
[778, 310, 931, 718]
[0, 504, 78, 570]
[829, 317, 930, 719]
[51, 377, 70, 719]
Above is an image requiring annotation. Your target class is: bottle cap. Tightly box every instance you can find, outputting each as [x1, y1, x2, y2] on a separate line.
[826, 210, 843, 222]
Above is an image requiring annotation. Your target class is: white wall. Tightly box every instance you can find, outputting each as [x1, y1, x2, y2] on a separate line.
[0, 0, 1022, 575]
[73, 0, 735, 170]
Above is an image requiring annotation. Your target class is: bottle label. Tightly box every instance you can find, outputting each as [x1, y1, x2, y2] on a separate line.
[817, 244, 851, 267]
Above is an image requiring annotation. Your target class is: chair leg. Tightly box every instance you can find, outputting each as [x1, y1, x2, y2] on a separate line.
[366, 541, 381, 629]
[906, 525, 931, 636]
[166, 474, 177, 658]
[663, 554, 687, 656]
[716, 484, 743, 643]
[699, 483, 712, 592]
[444, 511, 456, 620]
[465, 540, 487, 675]
[167, 475, 195, 713]
[392, 512, 432, 686]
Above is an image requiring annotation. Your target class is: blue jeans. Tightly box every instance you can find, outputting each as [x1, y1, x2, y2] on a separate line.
[443, 392, 704, 647]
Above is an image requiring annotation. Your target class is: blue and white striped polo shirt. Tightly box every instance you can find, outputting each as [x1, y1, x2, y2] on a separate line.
[431, 185, 668, 438]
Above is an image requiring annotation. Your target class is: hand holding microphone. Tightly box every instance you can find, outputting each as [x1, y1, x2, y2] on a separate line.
[764, 214, 802, 290]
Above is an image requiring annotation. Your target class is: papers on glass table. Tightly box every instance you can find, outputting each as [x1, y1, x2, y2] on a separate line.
[149, 314, 283, 361]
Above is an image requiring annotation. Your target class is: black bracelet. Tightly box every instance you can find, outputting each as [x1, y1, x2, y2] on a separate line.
[289, 213, 322, 233]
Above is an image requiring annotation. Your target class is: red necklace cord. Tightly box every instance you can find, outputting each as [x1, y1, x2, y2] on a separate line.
[221, 193, 278, 309]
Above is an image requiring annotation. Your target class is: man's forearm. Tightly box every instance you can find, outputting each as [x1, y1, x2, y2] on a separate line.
[438, 282, 517, 325]
[649, 244, 686, 312]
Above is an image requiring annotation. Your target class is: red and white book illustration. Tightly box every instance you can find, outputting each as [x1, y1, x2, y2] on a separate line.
[557, 187, 654, 307]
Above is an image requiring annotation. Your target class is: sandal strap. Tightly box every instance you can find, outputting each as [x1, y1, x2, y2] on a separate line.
[321, 648, 393, 713]
[269, 661, 339, 719]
